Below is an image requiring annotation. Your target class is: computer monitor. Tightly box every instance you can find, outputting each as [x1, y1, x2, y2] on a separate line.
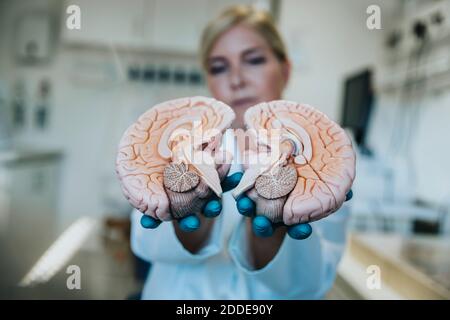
[340, 68, 374, 154]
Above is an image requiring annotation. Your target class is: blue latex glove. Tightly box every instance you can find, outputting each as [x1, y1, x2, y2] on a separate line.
[236, 188, 354, 240]
[140, 172, 244, 232]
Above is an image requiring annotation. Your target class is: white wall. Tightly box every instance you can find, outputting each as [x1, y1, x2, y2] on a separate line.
[279, 0, 397, 121]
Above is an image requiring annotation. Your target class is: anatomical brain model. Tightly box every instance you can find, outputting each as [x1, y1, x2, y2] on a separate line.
[116, 96, 355, 228]
[116, 97, 234, 222]
[232, 100, 356, 225]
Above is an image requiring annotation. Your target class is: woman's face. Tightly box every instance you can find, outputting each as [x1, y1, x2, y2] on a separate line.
[206, 24, 290, 128]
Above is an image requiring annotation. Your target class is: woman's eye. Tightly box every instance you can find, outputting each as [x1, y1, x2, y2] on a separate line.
[246, 56, 266, 65]
[208, 64, 227, 75]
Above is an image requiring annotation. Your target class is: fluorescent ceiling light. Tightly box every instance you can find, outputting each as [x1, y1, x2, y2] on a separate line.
[19, 216, 98, 287]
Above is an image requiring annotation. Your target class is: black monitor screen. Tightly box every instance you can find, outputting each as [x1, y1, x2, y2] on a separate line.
[341, 68, 374, 148]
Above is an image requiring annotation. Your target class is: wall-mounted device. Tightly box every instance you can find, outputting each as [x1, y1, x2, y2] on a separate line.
[386, 1, 450, 56]
[14, 10, 53, 64]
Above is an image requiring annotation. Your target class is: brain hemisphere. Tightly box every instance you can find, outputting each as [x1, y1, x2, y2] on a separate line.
[234, 101, 356, 224]
[116, 96, 235, 221]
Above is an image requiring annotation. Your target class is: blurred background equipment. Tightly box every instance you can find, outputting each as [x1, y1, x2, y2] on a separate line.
[341, 68, 374, 156]
[14, 8, 54, 64]
[0, 81, 12, 150]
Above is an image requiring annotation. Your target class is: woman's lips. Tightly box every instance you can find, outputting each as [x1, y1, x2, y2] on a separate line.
[231, 97, 258, 109]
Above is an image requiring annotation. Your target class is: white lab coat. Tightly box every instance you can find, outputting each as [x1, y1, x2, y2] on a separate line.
[130, 129, 350, 300]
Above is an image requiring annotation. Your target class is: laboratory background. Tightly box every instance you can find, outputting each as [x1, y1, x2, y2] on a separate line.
[0, 0, 449, 299]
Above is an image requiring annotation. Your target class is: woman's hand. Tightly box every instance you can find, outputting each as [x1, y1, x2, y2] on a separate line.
[138, 137, 240, 229]
[138, 147, 241, 254]
[236, 187, 353, 269]
[140, 171, 244, 231]
[236, 188, 353, 240]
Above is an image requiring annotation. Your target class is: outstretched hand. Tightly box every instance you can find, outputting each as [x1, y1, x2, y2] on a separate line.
[236, 188, 353, 240]
[140, 172, 244, 231]
[140, 168, 353, 239]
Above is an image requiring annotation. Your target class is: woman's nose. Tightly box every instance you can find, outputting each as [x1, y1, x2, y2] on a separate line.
[229, 68, 246, 90]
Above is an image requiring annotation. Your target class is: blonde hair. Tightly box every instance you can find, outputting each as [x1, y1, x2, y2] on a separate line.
[199, 5, 288, 71]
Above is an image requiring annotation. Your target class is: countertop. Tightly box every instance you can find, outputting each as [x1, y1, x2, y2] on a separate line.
[1, 217, 142, 299]
[337, 232, 450, 299]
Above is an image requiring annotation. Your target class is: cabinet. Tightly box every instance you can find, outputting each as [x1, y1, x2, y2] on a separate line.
[0, 151, 62, 283]
[7, 159, 60, 241]
[61, 0, 267, 53]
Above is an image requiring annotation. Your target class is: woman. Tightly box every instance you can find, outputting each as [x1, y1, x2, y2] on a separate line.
[130, 5, 350, 299]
